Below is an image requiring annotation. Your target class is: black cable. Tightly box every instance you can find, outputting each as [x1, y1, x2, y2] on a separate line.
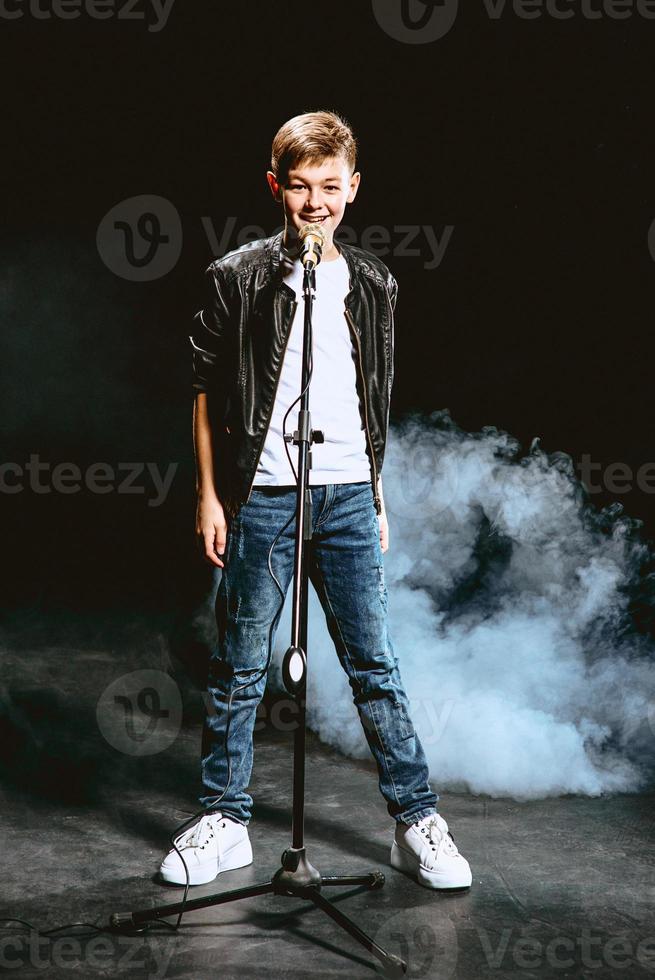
[0, 272, 317, 942]
[0, 917, 115, 941]
[164, 270, 316, 929]
[164, 506, 294, 929]
[0, 915, 179, 945]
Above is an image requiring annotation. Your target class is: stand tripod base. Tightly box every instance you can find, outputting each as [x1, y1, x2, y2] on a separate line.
[110, 847, 406, 977]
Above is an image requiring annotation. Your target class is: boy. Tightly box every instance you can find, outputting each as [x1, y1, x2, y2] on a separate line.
[160, 110, 472, 891]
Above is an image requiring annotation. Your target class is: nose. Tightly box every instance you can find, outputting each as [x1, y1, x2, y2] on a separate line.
[304, 187, 323, 211]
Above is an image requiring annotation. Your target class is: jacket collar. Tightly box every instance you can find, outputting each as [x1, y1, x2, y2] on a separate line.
[269, 227, 359, 310]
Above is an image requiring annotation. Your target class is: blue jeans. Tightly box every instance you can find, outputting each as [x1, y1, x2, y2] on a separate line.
[200, 481, 439, 826]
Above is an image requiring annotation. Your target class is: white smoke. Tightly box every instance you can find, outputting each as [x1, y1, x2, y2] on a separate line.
[271, 411, 655, 800]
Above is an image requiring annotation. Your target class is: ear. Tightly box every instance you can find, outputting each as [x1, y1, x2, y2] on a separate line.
[266, 171, 283, 201]
[346, 171, 361, 205]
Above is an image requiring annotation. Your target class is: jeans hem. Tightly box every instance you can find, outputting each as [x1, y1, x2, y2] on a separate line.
[395, 805, 439, 827]
[199, 801, 250, 827]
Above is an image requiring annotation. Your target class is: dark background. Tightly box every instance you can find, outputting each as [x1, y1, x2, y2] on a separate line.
[2, 0, 654, 623]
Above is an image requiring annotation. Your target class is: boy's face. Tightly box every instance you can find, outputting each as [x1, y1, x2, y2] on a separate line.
[267, 155, 360, 254]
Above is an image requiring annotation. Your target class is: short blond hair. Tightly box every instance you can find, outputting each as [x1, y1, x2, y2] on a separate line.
[271, 109, 357, 183]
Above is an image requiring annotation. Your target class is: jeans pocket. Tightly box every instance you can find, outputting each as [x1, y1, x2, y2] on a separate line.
[224, 515, 241, 562]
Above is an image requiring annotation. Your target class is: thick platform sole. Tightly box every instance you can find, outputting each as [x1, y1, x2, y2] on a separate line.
[390, 840, 472, 890]
[160, 836, 253, 886]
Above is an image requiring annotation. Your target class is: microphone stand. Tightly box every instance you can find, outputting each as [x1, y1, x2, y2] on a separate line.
[109, 255, 406, 978]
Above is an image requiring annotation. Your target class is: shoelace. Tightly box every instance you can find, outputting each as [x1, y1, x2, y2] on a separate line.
[177, 814, 221, 850]
[426, 816, 459, 856]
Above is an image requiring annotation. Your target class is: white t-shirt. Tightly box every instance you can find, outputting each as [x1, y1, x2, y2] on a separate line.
[253, 252, 371, 486]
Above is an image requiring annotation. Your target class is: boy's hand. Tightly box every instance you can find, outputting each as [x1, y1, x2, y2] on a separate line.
[378, 511, 389, 554]
[196, 492, 229, 568]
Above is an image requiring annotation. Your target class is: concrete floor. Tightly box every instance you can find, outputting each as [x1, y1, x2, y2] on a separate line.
[1, 617, 654, 979]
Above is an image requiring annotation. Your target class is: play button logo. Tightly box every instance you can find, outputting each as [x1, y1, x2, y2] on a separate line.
[372, 0, 459, 43]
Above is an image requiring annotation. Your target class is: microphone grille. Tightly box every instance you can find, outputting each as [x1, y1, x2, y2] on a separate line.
[298, 222, 326, 246]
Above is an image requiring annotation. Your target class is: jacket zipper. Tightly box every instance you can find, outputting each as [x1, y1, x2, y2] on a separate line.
[244, 298, 298, 505]
[383, 284, 394, 388]
[383, 284, 394, 448]
[239, 344, 246, 389]
[345, 308, 381, 515]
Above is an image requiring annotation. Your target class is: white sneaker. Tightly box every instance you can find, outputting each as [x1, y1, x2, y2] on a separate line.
[391, 812, 472, 890]
[159, 812, 253, 886]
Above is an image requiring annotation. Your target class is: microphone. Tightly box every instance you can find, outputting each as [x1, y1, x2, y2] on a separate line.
[298, 222, 326, 270]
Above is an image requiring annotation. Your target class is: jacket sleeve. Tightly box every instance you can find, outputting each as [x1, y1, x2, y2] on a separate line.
[189, 262, 232, 419]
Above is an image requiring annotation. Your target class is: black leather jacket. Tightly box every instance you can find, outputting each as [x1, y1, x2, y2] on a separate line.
[189, 229, 398, 520]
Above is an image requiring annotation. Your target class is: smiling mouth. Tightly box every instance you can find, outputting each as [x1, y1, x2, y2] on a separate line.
[300, 215, 328, 222]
